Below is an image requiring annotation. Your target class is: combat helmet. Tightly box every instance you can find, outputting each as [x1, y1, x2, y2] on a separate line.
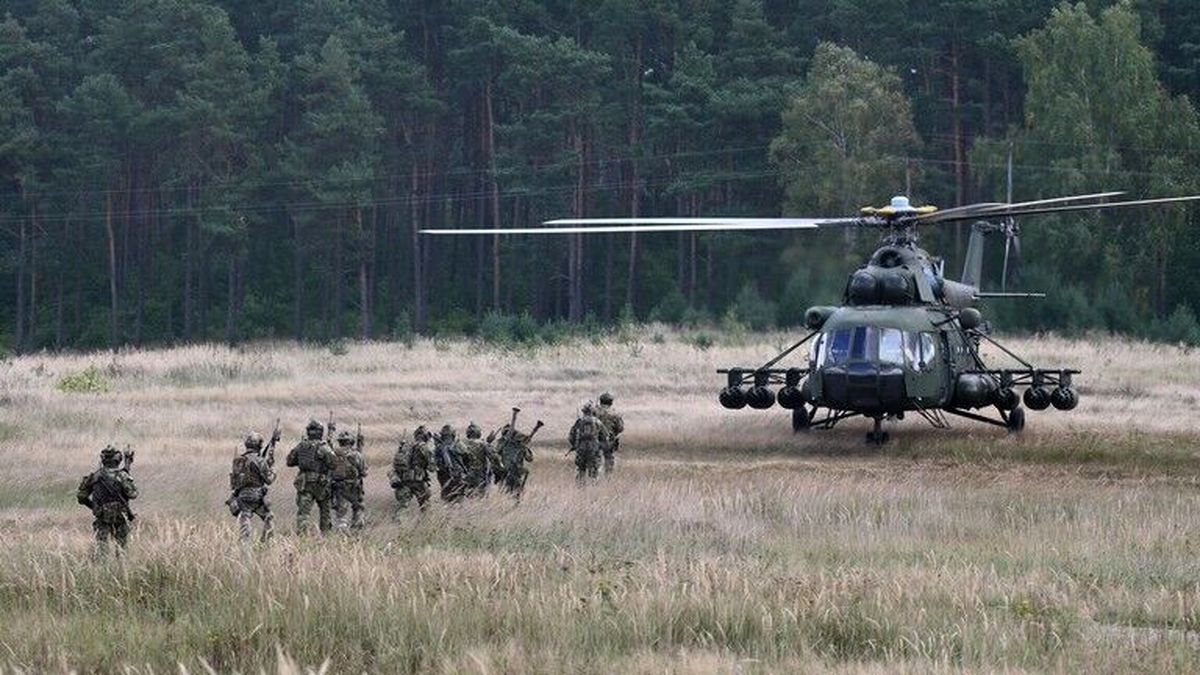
[100, 445, 122, 467]
[599, 392, 614, 406]
[244, 432, 264, 450]
[439, 424, 455, 439]
[581, 401, 596, 416]
[414, 425, 430, 441]
[337, 430, 355, 446]
[305, 419, 324, 439]
[466, 422, 482, 439]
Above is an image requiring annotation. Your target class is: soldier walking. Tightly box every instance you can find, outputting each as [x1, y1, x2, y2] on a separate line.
[434, 425, 467, 503]
[596, 392, 625, 475]
[461, 422, 498, 499]
[330, 429, 368, 530]
[227, 425, 280, 545]
[390, 426, 435, 512]
[489, 408, 542, 500]
[286, 419, 336, 535]
[76, 445, 138, 554]
[569, 403, 610, 485]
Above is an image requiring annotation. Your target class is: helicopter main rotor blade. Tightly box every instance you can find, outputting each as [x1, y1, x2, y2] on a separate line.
[918, 191, 1125, 223]
[929, 193, 1200, 224]
[422, 217, 859, 235]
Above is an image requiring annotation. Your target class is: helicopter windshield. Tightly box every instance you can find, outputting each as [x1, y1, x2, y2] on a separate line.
[815, 326, 935, 368]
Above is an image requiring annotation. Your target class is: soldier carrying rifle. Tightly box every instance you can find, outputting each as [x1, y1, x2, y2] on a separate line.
[488, 408, 543, 501]
[330, 421, 368, 531]
[76, 445, 138, 555]
[227, 420, 281, 545]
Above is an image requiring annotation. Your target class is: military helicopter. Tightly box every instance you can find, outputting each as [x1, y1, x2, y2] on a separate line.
[423, 191, 1200, 442]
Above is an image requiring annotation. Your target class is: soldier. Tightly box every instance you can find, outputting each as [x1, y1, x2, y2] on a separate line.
[76, 445, 138, 554]
[390, 426, 435, 512]
[489, 409, 543, 500]
[434, 424, 467, 503]
[596, 392, 625, 475]
[227, 427, 280, 545]
[569, 402, 610, 485]
[461, 422, 498, 499]
[330, 429, 368, 530]
[285, 419, 337, 535]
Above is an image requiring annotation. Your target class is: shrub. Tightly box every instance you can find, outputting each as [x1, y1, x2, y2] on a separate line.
[56, 366, 109, 394]
[730, 283, 777, 331]
[648, 288, 688, 324]
[1153, 305, 1200, 346]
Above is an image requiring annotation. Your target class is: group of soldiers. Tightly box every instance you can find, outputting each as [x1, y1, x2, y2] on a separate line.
[75, 394, 624, 550]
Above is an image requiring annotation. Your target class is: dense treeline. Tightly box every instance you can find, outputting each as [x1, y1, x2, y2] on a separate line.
[3, 0, 1200, 352]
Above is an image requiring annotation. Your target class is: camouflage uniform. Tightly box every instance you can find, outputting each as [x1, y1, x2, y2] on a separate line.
[390, 426, 435, 512]
[569, 403, 611, 485]
[228, 431, 277, 544]
[461, 422, 498, 499]
[596, 393, 625, 475]
[285, 419, 337, 535]
[434, 425, 468, 503]
[76, 446, 138, 552]
[491, 425, 534, 499]
[330, 430, 368, 530]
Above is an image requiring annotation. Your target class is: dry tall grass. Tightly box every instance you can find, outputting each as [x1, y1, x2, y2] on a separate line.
[1, 329, 1199, 673]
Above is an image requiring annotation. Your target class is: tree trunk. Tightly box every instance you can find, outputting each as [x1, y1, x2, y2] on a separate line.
[28, 208, 37, 350]
[357, 208, 371, 342]
[411, 168, 426, 332]
[485, 80, 502, 311]
[15, 216, 26, 353]
[624, 35, 643, 316]
[569, 124, 586, 322]
[292, 215, 304, 339]
[105, 192, 119, 351]
[950, 42, 966, 263]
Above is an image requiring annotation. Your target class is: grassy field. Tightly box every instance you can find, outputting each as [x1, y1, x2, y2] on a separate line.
[1, 329, 1200, 673]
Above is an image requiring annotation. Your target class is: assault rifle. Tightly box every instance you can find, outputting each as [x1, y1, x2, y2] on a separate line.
[262, 418, 281, 467]
[327, 410, 336, 443]
[355, 422, 364, 452]
[120, 445, 137, 523]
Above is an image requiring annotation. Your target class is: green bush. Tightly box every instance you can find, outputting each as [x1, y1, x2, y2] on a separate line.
[56, 366, 110, 394]
[730, 283, 777, 331]
[1152, 305, 1200, 346]
[648, 288, 688, 324]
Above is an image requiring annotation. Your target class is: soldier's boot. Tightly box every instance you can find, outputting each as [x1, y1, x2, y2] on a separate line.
[603, 451, 615, 475]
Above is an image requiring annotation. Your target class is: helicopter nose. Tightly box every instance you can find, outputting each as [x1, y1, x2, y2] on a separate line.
[820, 362, 907, 412]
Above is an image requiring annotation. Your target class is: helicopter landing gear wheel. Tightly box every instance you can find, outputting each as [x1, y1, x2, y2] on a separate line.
[866, 417, 889, 445]
[792, 407, 811, 433]
[1006, 406, 1026, 433]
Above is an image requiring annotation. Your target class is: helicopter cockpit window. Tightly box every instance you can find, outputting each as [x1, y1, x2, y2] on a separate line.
[825, 328, 853, 365]
[878, 328, 904, 365]
[903, 331, 921, 365]
[919, 332, 938, 367]
[820, 326, 929, 368]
